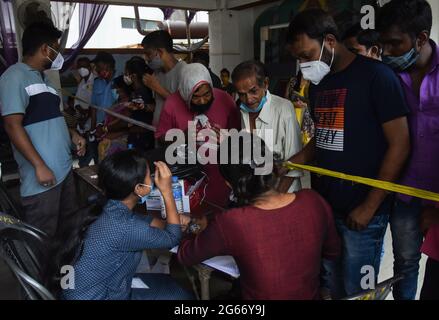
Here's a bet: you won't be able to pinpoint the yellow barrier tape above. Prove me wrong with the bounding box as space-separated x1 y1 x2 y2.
284 162 439 202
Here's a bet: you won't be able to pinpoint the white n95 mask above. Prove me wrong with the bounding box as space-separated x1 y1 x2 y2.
299 39 334 85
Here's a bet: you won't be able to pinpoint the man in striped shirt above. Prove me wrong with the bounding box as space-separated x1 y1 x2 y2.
0 22 85 238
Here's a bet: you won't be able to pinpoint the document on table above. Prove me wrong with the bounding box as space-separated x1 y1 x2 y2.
170 246 240 278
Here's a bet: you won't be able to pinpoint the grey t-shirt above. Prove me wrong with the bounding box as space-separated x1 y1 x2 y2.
153 60 186 126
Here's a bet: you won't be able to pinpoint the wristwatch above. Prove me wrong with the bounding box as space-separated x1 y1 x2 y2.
187 218 201 234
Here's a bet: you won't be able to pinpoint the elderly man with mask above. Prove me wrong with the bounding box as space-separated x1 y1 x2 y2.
232 60 303 193
156 63 241 209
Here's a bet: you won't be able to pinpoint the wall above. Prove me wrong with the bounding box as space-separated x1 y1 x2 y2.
209 1 282 75
427 0 439 43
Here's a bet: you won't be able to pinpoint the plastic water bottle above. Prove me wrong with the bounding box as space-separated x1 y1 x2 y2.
160 195 167 219
172 176 184 215
160 176 184 219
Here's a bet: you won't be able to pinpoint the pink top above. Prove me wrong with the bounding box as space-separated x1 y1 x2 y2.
156 88 241 208
421 202 439 261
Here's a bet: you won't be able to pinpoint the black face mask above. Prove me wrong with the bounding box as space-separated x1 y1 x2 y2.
190 97 214 114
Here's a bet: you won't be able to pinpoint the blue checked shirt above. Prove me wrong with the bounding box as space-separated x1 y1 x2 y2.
63 200 181 300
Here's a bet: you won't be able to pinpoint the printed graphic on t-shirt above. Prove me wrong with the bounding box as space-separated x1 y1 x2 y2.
314 89 346 152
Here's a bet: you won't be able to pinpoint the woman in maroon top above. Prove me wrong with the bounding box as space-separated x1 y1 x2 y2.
177 133 340 300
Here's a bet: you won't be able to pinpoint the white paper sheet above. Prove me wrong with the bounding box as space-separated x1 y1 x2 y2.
170 246 240 278
131 277 150 289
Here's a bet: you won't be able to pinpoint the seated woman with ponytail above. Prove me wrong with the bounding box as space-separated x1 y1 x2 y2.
177 132 341 300
46 150 192 300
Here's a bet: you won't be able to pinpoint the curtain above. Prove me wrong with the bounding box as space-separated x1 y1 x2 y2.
186 10 197 24
61 3 108 72
161 8 174 20
0 0 18 75
50 1 76 50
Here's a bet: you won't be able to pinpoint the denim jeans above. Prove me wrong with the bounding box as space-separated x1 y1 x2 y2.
322 213 389 299
390 198 423 300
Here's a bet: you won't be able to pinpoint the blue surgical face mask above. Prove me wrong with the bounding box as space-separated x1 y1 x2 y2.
383 48 419 72
111 88 119 101
240 95 267 113
137 183 153 204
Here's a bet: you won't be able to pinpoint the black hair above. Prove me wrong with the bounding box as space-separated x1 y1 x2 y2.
220 68 230 76
22 21 63 57
76 57 91 65
44 150 148 297
125 56 151 80
343 23 381 50
192 50 209 66
287 9 340 44
93 51 115 69
141 30 173 52
113 75 133 97
231 60 267 87
218 132 278 207
377 0 432 37
293 71 303 93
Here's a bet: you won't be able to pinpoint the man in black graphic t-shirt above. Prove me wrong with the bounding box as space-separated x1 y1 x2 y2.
284 9 410 298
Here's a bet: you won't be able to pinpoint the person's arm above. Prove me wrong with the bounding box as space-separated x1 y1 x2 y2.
278 109 304 193
278 137 316 179
346 66 411 231
120 162 181 251
143 74 171 100
177 214 228 266
346 117 410 231
120 214 181 251
3 114 56 186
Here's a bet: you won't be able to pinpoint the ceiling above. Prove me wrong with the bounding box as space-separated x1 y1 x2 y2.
65 0 281 11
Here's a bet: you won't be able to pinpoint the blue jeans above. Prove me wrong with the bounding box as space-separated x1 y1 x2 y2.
390 198 423 300
130 274 194 300
322 213 389 298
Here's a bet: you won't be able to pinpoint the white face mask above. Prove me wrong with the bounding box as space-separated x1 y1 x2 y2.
47 46 64 71
78 67 90 78
299 39 334 85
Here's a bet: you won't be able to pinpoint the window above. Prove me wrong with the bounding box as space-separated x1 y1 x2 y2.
121 18 160 31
